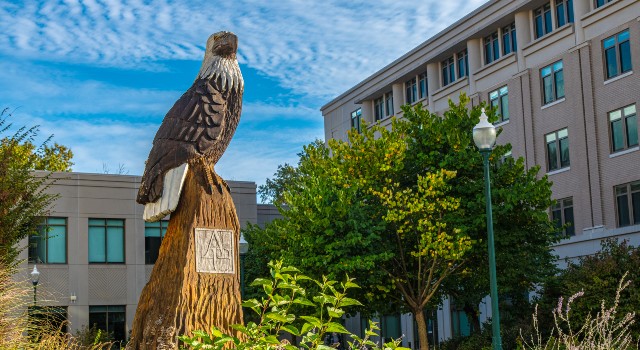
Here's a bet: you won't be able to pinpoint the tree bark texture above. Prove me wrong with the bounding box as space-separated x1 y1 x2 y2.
414 309 430 350
127 160 243 350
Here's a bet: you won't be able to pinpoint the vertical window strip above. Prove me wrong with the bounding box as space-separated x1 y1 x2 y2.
441 57 455 87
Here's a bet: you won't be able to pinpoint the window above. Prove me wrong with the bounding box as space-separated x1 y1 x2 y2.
610 105 638 153
374 97 384 121
380 314 402 343
385 91 394 116
502 23 517 55
603 30 632 80
457 49 469 78
350 108 362 133
595 0 614 8
551 197 575 236
441 57 455 86
615 181 640 227
89 306 126 344
489 86 509 122
484 32 500 64
30 306 67 333
406 77 418 104
418 73 428 100
534 3 553 39
556 0 574 27
145 220 169 264
546 128 570 171
541 61 564 105
29 217 67 264
88 218 125 263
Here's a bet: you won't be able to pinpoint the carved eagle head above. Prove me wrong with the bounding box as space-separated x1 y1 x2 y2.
206 31 238 59
198 31 243 91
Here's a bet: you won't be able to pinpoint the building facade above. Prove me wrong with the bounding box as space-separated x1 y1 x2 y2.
20 171 262 343
321 0 640 344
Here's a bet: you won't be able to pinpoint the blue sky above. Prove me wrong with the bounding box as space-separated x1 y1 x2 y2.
0 0 486 192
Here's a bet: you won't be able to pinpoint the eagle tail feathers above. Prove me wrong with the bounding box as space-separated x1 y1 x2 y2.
143 163 189 222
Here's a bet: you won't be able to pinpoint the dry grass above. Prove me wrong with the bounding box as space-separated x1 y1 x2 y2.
0 262 115 349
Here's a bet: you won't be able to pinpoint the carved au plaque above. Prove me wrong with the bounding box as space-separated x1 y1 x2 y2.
195 228 235 274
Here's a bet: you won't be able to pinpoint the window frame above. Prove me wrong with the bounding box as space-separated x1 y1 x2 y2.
546 128 570 172
484 32 500 64
603 29 632 80
350 108 362 133
541 60 565 105
489 86 509 123
551 197 575 236
29 217 68 264
457 49 469 79
384 91 394 116
502 23 517 55
609 104 638 153
405 77 418 104
88 305 127 344
595 0 614 8
441 57 455 87
418 73 428 100
534 3 553 39
145 220 169 265
555 0 574 27
374 97 384 121
88 218 125 264
615 181 640 227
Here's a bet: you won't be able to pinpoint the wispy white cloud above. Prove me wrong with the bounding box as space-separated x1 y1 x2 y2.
0 0 488 190
0 0 487 100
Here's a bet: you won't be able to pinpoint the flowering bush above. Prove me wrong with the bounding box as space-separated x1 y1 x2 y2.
521 272 636 349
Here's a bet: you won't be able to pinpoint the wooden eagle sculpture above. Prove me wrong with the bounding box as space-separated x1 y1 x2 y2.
137 31 243 221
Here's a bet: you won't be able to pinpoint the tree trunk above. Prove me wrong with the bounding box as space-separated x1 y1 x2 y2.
127 160 243 349
414 309 430 350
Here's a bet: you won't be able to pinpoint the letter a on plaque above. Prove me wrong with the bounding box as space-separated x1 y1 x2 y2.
195 228 235 274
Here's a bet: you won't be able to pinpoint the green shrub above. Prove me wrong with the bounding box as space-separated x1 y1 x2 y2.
180 261 409 350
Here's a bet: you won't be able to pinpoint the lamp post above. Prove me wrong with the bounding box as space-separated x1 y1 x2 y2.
239 236 249 299
30 265 40 307
473 108 502 350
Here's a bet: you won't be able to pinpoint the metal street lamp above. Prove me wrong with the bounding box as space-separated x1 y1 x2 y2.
239 236 249 299
30 265 40 307
473 108 502 350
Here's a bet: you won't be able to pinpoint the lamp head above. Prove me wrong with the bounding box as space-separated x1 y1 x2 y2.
30 265 40 285
473 108 497 151
239 236 249 255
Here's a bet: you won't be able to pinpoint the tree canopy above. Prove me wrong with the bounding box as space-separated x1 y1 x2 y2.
248 95 559 349
0 108 74 267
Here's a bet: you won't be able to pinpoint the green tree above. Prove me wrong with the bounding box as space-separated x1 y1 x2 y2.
397 97 559 332
253 95 558 349
0 108 74 268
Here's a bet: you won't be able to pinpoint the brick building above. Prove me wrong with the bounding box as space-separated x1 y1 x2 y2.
321 0 640 345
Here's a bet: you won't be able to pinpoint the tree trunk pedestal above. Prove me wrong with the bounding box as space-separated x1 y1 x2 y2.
127 161 243 350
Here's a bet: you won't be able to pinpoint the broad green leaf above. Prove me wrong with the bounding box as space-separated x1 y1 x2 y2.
325 322 349 334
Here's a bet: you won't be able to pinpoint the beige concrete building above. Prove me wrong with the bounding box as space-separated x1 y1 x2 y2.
20 172 262 344
322 0 640 345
